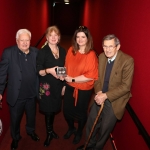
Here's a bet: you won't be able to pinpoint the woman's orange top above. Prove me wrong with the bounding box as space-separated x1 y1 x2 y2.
65 47 98 106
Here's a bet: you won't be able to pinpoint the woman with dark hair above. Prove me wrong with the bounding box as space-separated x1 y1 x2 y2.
62 26 98 144
36 26 66 147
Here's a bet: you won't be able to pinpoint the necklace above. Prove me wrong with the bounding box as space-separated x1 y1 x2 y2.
51 48 59 59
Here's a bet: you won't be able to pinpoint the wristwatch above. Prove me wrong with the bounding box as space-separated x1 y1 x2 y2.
72 78 75 82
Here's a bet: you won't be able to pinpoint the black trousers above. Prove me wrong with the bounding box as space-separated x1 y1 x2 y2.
9 98 36 140
86 100 117 150
63 84 92 134
63 84 92 121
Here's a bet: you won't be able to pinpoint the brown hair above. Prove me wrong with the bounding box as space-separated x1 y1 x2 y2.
72 26 93 55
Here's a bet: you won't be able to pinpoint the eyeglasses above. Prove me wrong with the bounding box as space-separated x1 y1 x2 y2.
103 45 116 50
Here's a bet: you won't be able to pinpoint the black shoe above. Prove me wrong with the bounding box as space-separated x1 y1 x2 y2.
73 133 82 144
44 133 53 147
76 145 94 150
51 130 59 139
11 140 18 150
27 132 40 141
63 128 76 139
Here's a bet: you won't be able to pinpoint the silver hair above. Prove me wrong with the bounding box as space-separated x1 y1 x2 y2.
102 34 120 46
16 29 31 39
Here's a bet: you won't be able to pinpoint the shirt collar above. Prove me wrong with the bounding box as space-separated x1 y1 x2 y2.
108 52 118 62
18 47 31 55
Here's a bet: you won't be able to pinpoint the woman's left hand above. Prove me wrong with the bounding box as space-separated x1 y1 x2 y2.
46 66 59 79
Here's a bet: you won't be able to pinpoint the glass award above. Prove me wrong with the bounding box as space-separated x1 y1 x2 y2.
55 67 67 77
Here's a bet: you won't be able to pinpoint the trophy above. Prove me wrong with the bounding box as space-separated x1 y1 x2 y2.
55 67 67 77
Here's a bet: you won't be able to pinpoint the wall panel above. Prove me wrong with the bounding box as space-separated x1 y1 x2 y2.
81 0 150 149
0 0 51 143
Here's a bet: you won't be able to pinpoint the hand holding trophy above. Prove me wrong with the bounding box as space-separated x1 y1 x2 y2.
55 67 67 80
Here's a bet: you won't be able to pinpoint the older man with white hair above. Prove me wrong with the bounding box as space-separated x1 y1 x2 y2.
0 29 39 150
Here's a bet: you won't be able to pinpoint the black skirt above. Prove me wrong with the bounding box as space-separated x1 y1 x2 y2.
63 84 93 121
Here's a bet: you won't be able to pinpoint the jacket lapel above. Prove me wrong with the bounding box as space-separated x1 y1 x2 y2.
109 51 122 82
29 48 36 71
15 46 22 71
100 55 107 87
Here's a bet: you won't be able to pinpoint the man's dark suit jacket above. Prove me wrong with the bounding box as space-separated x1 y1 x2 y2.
94 50 134 120
0 45 39 106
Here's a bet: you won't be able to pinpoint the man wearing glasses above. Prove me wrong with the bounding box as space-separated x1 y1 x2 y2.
77 34 134 150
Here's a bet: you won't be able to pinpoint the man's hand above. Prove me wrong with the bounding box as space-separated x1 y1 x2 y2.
94 92 107 105
0 94 2 109
0 94 2 100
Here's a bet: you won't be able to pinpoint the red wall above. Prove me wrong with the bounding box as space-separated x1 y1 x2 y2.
81 0 150 149
0 0 51 143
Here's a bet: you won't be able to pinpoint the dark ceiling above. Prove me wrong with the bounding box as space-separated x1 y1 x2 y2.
53 0 83 3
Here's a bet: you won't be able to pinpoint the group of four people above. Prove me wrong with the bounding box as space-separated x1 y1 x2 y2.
0 25 134 150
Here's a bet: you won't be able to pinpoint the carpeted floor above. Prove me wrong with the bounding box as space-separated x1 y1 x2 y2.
0 101 113 150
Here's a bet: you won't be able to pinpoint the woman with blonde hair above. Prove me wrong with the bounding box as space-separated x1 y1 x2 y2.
36 26 66 147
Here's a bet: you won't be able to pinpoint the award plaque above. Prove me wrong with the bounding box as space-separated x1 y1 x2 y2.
55 67 67 77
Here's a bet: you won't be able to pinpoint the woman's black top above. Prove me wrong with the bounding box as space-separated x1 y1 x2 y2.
36 44 66 112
